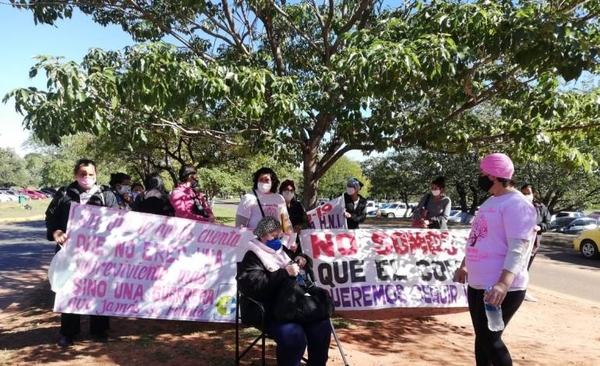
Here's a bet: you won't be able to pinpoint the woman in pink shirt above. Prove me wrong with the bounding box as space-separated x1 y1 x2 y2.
454 153 536 366
170 166 216 223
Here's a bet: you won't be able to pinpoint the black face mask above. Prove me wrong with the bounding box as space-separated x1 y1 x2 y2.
478 175 494 193
191 179 199 189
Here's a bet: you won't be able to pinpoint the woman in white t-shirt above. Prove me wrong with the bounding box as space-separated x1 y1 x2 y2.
235 167 293 233
454 153 536 366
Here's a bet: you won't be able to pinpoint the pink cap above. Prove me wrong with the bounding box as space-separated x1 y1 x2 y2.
480 153 514 179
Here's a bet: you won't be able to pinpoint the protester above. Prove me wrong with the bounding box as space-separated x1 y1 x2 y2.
520 183 551 302
235 167 292 232
237 216 331 366
130 182 144 203
109 172 132 210
170 165 215 222
279 179 309 253
412 176 452 229
453 153 537 366
343 178 367 229
45 158 119 348
132 173 174 216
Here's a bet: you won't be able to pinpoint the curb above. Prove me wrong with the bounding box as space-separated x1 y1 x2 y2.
0 215 44 223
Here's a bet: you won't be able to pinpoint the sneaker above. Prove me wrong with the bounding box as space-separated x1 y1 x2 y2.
57 335 74 348
524 293 538 302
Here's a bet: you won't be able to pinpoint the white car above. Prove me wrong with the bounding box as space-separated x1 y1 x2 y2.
366 200 379 215
378 202 412 218
0 190 18 202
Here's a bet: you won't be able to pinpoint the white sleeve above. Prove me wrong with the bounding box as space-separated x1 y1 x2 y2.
236 194 255 219
503 237 534 274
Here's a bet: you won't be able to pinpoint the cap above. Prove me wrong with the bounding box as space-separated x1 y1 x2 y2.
480 153 514 179
253 216 282 238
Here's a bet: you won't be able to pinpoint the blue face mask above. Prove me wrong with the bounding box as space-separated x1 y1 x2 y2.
265 238 282 251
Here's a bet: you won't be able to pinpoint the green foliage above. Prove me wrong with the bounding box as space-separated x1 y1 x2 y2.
5 0 600 208
0 148 28 187
318 156 369 199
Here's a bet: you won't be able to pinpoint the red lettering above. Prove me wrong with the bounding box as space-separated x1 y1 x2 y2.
371 232 393 255
310 233 335 258
336 232 358 256
391 231 410 255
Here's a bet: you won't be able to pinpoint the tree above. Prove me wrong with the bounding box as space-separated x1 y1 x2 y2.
0 148 28 187
316 156 368 199
24 153 53 187
6 0 600 209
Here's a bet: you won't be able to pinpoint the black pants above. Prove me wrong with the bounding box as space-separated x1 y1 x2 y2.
60 313 109 337
467 287 525 366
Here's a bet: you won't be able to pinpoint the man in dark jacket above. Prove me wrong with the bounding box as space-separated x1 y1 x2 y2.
45 159 119 348
343 178 367 229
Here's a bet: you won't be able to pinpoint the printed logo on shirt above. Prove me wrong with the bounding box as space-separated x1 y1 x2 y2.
467 215 488 247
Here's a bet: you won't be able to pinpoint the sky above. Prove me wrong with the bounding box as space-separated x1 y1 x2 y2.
0 5 135 156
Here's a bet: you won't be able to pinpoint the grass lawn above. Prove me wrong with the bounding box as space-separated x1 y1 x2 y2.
0 199 50 219
0 198 238 223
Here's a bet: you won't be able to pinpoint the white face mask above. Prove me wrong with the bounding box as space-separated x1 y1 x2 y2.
119 185 130 195
431 189 441 197
282 191 294 201
346 187 356 195
524 194 534 202
257 183 272 193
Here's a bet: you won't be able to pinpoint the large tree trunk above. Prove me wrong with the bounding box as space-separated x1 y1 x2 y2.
302 140 320 210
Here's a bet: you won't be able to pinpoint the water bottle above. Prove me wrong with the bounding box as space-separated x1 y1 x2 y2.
484 287 505 331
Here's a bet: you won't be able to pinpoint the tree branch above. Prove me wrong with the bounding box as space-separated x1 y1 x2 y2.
331 0 374 53
123 0 215 62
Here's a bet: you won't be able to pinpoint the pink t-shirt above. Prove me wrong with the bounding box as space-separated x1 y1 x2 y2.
465 191 536 290
236 191 290 230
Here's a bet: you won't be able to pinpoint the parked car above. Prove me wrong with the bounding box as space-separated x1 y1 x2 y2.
0 191 16 202
549 217 578 231
448 210 463 223
378 202 412 218
550 211 584 222
573 229 600 259
557 217 598 235
366 200 379 216
0 188 27 201
20 188 47 200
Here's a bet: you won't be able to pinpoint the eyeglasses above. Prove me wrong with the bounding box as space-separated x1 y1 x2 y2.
282 188 294 192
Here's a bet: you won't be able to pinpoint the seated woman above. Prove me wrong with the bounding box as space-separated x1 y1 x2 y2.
237 216 331 366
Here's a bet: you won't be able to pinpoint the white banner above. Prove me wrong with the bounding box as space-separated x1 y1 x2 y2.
299 228 469 309
306 195 348 230
50 205 470 324
50 204 284 323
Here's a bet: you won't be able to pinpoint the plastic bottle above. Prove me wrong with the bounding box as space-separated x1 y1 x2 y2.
484 287 505 331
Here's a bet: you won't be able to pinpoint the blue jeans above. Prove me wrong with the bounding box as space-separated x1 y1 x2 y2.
266 319 331 366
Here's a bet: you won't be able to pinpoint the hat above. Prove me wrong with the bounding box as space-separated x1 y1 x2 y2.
178 166 197 182
347 178 363 190
253 216 282 238
480 153 514 179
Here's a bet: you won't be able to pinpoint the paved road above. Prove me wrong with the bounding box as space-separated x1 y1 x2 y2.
530 244 600 303
0 221 54 311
